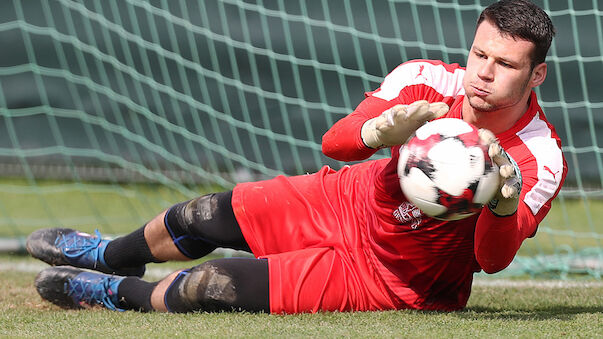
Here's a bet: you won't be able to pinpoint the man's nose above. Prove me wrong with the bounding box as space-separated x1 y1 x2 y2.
477 60 495 81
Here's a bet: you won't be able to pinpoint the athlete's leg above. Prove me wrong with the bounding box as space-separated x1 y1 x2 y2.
105 191 248 265
27 191 250 274
34 258 270 313
154 258 269 312
105 210 189 265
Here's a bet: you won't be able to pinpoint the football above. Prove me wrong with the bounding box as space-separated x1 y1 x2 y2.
397 118 499 220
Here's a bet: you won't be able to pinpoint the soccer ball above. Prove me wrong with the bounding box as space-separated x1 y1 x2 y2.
397 118 499 221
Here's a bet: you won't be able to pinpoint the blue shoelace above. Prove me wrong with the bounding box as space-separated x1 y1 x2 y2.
54 229 104 268
64 274 123 311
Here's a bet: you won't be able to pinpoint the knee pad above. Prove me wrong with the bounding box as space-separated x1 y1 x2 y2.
172 194 220 231
164 262 236 313
164 194 220 259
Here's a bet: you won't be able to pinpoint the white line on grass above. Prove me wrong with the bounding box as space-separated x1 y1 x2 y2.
472 278 603 288
2 260 602 288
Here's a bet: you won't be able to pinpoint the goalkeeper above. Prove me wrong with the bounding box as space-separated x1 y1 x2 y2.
27 0 566 313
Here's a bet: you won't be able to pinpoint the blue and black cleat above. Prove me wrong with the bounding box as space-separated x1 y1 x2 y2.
26 228 145 277
35 266 125 310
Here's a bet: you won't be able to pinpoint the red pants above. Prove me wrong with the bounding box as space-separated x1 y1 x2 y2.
232 164 395 314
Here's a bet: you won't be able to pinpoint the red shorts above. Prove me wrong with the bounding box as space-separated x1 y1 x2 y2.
232 164 395 314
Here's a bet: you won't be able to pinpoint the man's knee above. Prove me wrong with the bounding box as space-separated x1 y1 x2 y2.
164 191 249 255
164 261 236 313
163 192 234 258
167 194 220 236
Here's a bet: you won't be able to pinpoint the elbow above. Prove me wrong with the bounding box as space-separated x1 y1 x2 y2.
321 127 377 162
321 133 339 159
478 256 513 274
321 142 356 162
475 237 517 274
481 265 505 275
321 132 357 162
321 145 338 160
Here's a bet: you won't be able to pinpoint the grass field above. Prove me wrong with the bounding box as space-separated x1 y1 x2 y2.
1 178 601 258
0 179 601 337
1 254 602 338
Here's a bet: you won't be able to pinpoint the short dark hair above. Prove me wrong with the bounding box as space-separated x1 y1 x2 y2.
477 0 556 68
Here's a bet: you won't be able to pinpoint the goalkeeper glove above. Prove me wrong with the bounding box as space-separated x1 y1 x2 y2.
479 129 522 217
360 100 449 149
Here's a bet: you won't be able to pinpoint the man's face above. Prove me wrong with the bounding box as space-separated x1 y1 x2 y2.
463 20 538 113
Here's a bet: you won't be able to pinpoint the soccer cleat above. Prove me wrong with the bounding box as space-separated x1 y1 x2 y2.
26 228 145 277
35 266 124 311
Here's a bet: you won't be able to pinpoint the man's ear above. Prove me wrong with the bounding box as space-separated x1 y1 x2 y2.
530 62 547 87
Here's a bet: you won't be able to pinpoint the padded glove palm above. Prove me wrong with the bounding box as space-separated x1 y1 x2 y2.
360 100 449 148
478 129 522 217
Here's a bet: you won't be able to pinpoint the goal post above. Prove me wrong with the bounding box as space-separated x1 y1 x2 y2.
0 0 600 278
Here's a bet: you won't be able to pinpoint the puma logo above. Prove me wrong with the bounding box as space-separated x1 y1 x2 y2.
543 166 559 181
415 65 427 81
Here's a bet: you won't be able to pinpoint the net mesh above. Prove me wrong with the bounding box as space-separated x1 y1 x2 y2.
0 0 600 278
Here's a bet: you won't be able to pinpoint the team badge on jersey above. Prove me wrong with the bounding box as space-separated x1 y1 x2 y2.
393 201 422 229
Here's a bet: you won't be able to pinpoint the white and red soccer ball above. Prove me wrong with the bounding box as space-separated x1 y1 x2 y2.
397 118 500 221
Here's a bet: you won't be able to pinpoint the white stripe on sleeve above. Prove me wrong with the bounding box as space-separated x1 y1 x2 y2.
519 113 565 215
372 61 465 101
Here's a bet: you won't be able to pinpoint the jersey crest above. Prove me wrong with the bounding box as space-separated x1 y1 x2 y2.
393 201 422 229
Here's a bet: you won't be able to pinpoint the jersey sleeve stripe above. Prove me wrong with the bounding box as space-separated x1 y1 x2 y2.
371 60 465 101
518 113 565 216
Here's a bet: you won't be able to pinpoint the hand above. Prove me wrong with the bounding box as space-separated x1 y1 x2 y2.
360 100 449 148
478 129 522 216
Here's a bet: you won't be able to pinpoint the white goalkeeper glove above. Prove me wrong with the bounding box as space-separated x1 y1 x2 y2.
360 100 449 149
479 129 522 217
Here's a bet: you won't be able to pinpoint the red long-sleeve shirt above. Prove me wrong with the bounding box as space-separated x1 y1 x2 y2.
321 59 567 308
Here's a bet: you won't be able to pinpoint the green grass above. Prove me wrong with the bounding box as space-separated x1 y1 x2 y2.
1 255 601 338
0 177 601 337
522 195 603 256
0 178 601 254
0 178 224 237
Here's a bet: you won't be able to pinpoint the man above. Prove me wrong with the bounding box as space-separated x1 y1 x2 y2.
27 0 566 313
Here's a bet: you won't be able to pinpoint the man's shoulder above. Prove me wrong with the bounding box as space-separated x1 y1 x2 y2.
501 93 562 148
502 105 566 216
390 59 465 77
372 59 466 101
402 59 465 70
503 107 564 164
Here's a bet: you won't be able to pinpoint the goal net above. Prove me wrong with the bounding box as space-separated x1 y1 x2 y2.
0 0 600 278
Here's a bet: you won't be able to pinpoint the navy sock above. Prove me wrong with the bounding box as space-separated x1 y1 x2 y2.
104 225 163 268
117 277 157 312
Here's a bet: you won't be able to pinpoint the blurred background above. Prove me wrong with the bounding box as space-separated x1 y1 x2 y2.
0 0 600 278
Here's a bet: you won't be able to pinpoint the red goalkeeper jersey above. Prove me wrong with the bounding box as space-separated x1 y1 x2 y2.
322 59 567 308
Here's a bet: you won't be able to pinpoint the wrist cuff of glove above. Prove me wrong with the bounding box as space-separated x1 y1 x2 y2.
360 119 383 149
360 136 380 149
487 199 518 217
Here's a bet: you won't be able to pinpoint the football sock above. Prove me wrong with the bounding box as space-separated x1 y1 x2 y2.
104 225 163 268
117 277 158 312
